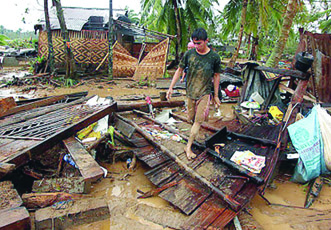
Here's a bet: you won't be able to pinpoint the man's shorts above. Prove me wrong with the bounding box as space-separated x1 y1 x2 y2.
187 94 211 123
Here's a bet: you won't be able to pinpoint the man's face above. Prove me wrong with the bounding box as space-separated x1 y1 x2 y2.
192 38 208 52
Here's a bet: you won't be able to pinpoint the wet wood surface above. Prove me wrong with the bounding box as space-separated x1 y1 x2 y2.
115 111 280 228
0 103 116 178
32 177 86 194
63 136 104 184
0 206 31 230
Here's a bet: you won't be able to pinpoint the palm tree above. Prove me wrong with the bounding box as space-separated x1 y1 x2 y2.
221 0 285 64
266 0 299 67
44 0 55 74
140 0 217 62
228 0 248 67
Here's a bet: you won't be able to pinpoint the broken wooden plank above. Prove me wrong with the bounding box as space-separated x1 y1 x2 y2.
32 177 86 194
114 117 135 138
117 114 241 211
117 100 185 112
1 103 115 173
145 161 182 187
0 97 88 127
159 176 211 215
279 83 318 103
35 198 109 230
0 97 16 115
0 162 15 175
254 65 310 79
0 181 23 212
63 136 104 190
22 192 83 209
181 194 227 230
134 145 170 168
0 95 66 118
0 207 30 230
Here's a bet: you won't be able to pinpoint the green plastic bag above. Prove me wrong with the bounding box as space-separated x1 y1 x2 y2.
288 106 327 183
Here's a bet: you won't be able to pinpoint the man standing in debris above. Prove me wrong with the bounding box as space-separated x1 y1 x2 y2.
166 28 221 160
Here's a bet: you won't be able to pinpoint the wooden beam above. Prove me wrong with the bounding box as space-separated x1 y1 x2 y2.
117 100 185 112
35 198 109 230
63 137 104 191
0 207 30 230
254 66 310 79
0 162 15 175
0 95 66 118
279 83 318 103
22 192 83 209
0 97 88 127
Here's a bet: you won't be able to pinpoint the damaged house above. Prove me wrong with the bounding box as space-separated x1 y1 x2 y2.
35 6 173 80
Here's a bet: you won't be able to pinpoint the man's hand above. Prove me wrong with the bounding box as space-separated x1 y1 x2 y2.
214 96 221 108
166 88 173 101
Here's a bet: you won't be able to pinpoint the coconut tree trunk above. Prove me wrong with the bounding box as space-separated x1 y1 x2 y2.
44 0 54 74
173 0 182 63
52 0 75 78
266 0 298 67
246 32 251 59
228 0 248 68
108 0 113 79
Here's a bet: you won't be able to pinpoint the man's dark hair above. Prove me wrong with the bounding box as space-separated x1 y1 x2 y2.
191 28 208 41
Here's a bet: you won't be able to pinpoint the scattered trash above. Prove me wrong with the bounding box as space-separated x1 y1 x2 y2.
230 150 266 174
100 166 108 178
63 154 77 168
269 106 284 121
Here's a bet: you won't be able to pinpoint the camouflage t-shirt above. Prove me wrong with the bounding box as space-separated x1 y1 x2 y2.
179 49 221 100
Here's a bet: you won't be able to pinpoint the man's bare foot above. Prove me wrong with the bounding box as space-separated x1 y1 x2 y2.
184 147 196 160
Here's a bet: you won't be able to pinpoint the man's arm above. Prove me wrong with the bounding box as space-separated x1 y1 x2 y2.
166 67 183 100
213 72 221 108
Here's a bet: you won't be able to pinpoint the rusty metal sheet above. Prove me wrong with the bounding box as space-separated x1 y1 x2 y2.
134 146 169 168
298 31 331 103
159 176 211 215
145 161 181 186
180 194 227 230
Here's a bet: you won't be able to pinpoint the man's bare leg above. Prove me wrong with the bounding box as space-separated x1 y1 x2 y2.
185 121 201 159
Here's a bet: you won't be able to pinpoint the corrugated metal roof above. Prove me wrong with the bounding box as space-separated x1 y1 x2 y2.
39 7 117 31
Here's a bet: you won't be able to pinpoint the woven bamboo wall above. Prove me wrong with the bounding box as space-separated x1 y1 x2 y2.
38 30 108 64
133 38 169 81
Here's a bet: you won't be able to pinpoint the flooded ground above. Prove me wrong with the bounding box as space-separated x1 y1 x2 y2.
1 66 331 229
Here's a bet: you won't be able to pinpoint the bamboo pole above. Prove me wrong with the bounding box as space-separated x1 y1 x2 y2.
115 113 241 211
